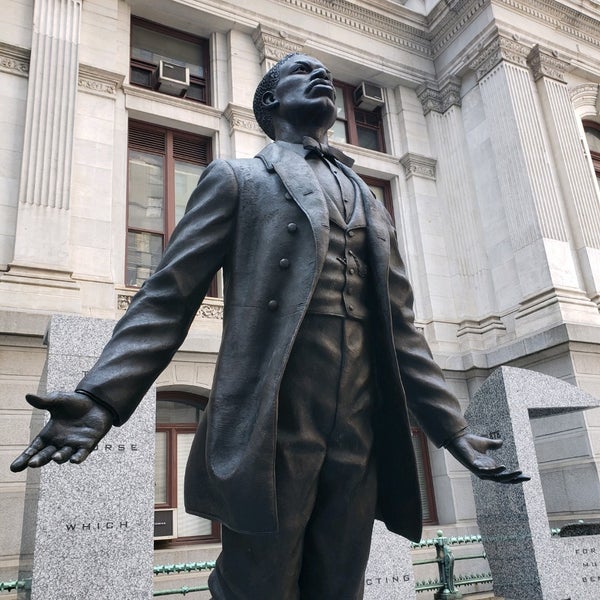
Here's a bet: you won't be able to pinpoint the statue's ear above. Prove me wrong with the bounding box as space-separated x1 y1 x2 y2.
262 91 279 110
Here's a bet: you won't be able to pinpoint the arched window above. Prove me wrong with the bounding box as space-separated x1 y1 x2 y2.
154 391 220 545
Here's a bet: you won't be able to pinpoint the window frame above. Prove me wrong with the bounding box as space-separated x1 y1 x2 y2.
361 174 394 220
583 120 600 177
333 80 386 153
154 391 221 547
130 16 210 105
126 120 217 295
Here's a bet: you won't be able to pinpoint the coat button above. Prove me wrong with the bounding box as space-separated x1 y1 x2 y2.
268 300 279 311
279 258 290 269
287 223 298 233
348 230 355 237
284 192 293 201
349 268 355 275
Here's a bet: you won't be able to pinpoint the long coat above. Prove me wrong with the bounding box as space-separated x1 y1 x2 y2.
78 142 467 543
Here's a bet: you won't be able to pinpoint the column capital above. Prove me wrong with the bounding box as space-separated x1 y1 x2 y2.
469 34 530 81
416 77 461 115
569 82 600 117
399 152 437 181
527 45 570 83
252 25 305 67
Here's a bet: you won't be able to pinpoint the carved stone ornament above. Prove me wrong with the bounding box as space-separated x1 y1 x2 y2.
469 34 530 81
0 41 30 77
78 64 124 97
252 25 305 64
569 82 599 116
416 78 461 115
399 153 437 180
526 45 569 83
224 103 263 134
118 293 224 319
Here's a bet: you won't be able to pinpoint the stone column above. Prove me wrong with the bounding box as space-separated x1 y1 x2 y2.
1 0 82 309
527 45 600 309
417 78 505 352
470 34 600 336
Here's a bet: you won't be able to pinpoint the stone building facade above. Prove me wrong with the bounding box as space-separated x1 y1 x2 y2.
2 0 600 592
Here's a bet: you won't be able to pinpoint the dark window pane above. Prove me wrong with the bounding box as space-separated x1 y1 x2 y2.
126 231 163 287
185 82 206 102
585 126 600 154
356 125 381 151
130 65 153 87
174 161 205 224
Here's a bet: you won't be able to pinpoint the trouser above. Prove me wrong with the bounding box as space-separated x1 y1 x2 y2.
208 314 378 600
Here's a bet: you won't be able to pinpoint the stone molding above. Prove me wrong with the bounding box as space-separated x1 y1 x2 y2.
252 25 305 64
416 78 461 115
569 83 599 117
224 103 263 135
430 0 487 58
78 64 124 98
469 34 531 81
0 41 30 77
457 315 506 338
118 292 224 319
279 0 431 57
399 153 436 180
526 45 570 83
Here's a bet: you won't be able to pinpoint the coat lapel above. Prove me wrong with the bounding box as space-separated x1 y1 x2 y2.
257 143 330 270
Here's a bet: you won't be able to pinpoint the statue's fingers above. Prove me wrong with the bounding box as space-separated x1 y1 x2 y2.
52 446 75 464
70 448 92 464
9 437 48 472
26 445 58 468
484 437 503 450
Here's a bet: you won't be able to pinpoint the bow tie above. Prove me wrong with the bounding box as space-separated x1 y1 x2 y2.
302 137 355 168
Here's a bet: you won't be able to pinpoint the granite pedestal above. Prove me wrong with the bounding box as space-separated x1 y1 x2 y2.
465 366 600 600
30 315 155 600
365 520 416 599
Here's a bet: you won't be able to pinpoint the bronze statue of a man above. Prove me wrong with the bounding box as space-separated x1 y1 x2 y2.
12 54 526 599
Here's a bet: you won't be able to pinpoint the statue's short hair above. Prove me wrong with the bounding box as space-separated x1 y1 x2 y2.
253 53 300 140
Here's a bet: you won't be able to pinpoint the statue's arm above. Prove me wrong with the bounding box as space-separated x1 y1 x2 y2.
11 160 239 470
386 229 528 484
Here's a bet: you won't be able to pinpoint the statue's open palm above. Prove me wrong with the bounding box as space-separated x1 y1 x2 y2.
10 392 113 472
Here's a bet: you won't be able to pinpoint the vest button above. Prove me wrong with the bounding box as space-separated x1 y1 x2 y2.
268 300 279 311
348 230 355 237
349 268 355 275
279 258 290 269
287 223 298 233
348 305 355 311
284 192 293 201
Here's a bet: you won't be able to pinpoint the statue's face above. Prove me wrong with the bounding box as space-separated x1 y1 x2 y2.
271 54 337 132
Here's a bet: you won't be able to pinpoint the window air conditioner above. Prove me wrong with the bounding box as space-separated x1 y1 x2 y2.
353 82 384 111
154 60 190 97
154 508 178 540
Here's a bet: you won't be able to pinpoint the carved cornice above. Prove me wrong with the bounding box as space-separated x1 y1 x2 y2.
526 45 570 83
224 103 263 135
0 42 30 77
399 152 437 180
78 64 124 97
469 34 530 81
279 0 431 57
569 82 599 116
416 77 462 115
430 0 487 58
252 25 305 64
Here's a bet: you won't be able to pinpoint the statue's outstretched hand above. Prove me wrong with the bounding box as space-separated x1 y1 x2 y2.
445 433 530 484
10 392 113 472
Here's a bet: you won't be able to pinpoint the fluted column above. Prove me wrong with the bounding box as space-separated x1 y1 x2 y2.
417 78 505 350
470 34 599 335
528 45 600 308
11 0 81 275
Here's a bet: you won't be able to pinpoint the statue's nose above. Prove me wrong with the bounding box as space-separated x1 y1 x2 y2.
311 67 328 80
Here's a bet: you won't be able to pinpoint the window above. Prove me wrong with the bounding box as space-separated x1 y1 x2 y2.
362 175 394 220
330 81 386 153
127 121 216 294
411 427 438 525
155 392 220 545
130 17 209 103
583 121 600 181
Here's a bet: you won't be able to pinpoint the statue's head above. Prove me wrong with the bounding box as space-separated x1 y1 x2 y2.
253 53 337 141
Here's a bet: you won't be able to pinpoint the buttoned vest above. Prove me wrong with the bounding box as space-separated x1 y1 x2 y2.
308 178 371 320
